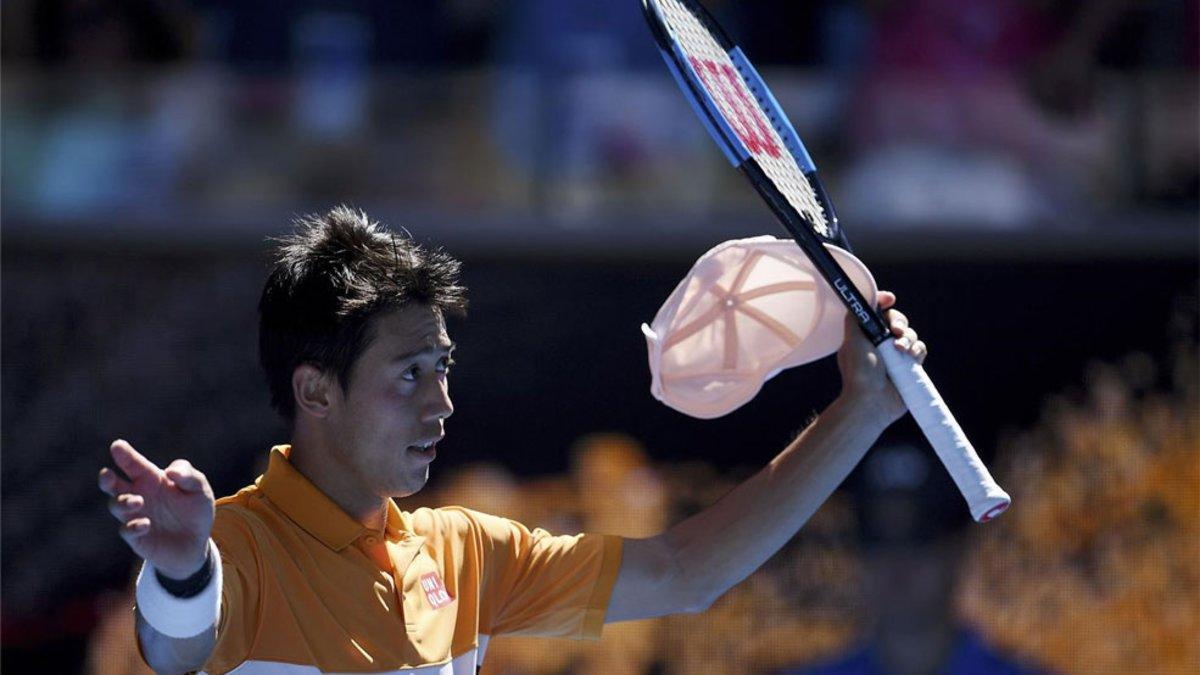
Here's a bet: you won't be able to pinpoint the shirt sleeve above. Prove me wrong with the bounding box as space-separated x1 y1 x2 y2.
452 507 624 640
202 507 262 674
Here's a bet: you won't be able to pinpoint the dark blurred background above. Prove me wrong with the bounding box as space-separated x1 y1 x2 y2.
2 0 1197 673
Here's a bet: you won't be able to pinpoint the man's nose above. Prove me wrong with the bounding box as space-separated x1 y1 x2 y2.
423 378 454 422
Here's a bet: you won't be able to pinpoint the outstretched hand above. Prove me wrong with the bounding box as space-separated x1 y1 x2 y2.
836 291 927 423
98 440 215 580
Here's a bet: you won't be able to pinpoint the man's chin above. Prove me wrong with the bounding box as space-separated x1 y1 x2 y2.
389 468 430 499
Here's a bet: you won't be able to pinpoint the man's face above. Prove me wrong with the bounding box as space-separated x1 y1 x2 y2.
327 304 454 499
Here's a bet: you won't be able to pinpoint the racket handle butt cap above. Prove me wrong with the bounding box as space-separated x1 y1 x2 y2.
973 495 1011 523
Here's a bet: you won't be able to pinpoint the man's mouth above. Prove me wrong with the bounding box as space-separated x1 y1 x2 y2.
407 438 441 461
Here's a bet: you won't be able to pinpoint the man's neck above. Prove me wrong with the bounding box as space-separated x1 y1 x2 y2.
287 434 388 531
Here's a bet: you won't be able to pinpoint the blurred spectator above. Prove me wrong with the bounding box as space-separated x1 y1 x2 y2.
433 461 524 519
4 0 203 216
840 0 1140 227
570 432 667 539
490 0 716 219
780 441 1049 675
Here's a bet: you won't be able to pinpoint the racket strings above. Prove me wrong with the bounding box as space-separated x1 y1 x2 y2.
656 0 831 238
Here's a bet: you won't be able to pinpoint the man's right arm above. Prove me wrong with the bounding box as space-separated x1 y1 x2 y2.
99 439 220 673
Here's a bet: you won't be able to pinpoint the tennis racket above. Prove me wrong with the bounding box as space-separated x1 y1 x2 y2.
642 0 1010 522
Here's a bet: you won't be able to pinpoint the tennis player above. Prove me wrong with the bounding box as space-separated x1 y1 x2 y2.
98 207 926 674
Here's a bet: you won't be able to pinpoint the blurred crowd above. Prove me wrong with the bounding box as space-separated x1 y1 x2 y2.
2 0 1197 229
959 296 1199 673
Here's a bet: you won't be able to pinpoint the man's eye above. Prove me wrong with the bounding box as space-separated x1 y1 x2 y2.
402 357 453 382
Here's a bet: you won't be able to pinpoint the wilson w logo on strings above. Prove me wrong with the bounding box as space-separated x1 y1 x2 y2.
687 57 781 159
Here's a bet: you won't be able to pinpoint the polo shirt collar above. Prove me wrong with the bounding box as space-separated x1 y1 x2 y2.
256 445 408 551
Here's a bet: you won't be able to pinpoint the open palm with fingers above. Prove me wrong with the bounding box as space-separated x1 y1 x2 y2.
98 440 215 580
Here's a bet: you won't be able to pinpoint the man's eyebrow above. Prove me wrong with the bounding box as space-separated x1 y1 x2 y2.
389 341 455 363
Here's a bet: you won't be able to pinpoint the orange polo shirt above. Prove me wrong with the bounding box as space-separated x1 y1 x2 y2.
191 446 623 674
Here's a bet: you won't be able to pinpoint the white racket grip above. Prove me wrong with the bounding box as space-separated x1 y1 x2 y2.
876 343 1011 522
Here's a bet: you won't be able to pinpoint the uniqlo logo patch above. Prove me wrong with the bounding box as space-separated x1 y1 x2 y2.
419 572 453 609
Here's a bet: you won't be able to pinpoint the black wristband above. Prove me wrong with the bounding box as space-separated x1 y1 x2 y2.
155 545 215 599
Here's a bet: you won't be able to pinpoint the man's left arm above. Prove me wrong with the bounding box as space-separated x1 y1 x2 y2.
606 291 925 622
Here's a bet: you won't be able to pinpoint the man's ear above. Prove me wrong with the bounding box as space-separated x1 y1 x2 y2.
292 363 337 419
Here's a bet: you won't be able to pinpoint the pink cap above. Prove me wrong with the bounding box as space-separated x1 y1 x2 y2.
642 236 878 419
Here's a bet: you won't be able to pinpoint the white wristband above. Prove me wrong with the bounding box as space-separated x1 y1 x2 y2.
135 539 222 638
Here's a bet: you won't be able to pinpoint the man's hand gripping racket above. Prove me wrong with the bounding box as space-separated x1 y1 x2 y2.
642 0 1010 522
